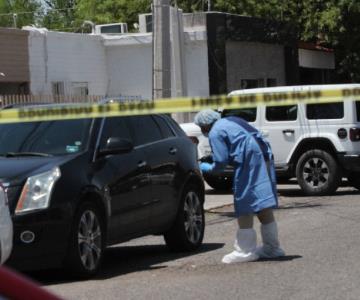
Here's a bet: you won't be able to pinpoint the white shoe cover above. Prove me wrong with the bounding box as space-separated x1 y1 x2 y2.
222 228 259 264
222 250 259 264
256 222 285 259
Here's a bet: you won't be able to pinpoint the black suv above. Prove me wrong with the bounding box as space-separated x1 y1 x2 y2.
1 105 205 276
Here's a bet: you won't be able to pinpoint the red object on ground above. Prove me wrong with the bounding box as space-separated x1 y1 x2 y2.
0 266 62 300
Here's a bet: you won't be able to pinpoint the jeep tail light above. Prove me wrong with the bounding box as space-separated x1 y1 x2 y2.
350 128 360 141
188 136 199 144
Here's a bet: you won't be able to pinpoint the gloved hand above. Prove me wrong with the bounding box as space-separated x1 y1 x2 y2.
199 162 214 173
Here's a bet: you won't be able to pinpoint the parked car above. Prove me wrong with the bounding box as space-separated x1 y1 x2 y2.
0 183 12 264
1 103 205 277
0 266 61 300
181 84 360 196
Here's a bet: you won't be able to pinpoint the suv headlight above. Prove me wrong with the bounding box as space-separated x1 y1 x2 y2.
15 167 61 215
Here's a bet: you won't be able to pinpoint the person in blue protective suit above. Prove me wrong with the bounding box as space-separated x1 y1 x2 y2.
194 109 285 263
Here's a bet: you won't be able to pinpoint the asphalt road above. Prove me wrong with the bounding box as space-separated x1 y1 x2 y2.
30 182 360 300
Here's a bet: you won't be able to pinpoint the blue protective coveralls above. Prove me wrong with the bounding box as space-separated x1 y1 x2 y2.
207 116 278 217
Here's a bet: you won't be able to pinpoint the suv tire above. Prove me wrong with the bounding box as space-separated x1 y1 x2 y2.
164 185 204 251
296 149 341 196
64 202 105 277
347 172 360 190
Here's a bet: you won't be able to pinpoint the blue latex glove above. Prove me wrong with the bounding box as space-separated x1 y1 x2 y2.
199 162 214 173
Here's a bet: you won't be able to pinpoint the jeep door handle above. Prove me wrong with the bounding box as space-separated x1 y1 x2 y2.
261 130 269 137
137 161 147 168
283 129 295 134
169 147 178 155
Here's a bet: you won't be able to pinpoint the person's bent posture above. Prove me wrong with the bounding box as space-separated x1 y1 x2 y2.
194 109 285 263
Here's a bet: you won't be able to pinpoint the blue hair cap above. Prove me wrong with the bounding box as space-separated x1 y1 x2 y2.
194 109 221 127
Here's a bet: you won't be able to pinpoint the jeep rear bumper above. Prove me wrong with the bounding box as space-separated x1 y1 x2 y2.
337 154 360 172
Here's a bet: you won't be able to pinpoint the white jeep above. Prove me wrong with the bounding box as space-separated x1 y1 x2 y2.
181 84 360 196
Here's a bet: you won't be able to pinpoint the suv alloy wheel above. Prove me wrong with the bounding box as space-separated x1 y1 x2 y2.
296 149 341 196
65 202 105 277
164 185 204 251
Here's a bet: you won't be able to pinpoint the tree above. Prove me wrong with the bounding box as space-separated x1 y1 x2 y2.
42 0 76 32
0 0 41 28
74 0 151 32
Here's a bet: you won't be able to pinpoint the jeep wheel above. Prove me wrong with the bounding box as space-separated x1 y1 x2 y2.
204 175 233 191
347 172 360 190
296 149 341 196
65 202 105 277
164 185 204 251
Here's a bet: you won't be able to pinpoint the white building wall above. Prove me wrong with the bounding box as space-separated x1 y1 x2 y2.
106 43 153 99
27 28 209 102
104 32 209 99
184 39 209 97
28 30 108 96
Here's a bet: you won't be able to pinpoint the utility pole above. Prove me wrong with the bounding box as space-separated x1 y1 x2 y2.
152 0 171 100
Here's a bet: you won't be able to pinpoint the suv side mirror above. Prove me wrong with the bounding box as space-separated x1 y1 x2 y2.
98 137 133 157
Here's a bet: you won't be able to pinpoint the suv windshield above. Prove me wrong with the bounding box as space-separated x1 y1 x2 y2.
0 119 93 156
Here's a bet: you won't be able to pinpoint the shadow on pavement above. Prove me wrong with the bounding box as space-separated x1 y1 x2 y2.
205 189 233 195
277 203 323 210
29 242 224 285
277 188 359 198
258 255 302 262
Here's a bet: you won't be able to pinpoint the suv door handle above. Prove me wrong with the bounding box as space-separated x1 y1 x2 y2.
137 161 147 168
282 129 295 134
169 147 178 155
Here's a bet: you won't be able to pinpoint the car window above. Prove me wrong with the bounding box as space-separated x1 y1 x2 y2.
266 105 297 121
306 102 344 120
100 116 133 148
356 101 360 122
153 115 175 138
0 119 92 155
222 108 257 122
129 115 163 146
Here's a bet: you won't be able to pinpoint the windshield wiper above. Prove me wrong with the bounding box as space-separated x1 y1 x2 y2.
3 152 53 157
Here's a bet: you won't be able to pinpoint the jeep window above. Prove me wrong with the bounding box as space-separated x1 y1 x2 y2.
306 102 344 119
153 115 175 138
356 101 360 122
100 116 133 147
222 108 257 122
266 105 297 121
129 115 163 146
0 119 92 156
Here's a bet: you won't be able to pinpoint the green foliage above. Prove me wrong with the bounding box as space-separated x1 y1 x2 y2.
75 0 151 32
42 0 76 32
0 0 41 28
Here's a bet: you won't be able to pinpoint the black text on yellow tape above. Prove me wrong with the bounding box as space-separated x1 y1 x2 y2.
0 87 359 124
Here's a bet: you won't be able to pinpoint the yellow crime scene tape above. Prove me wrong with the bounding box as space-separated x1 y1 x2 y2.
0 87 359 124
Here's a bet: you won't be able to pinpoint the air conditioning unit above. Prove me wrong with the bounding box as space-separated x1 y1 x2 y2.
139 14 153 33
95 23 128 34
